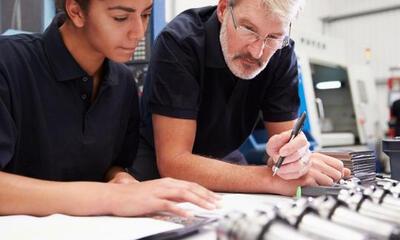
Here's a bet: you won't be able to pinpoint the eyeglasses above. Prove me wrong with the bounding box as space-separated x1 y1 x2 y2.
229 6 291 50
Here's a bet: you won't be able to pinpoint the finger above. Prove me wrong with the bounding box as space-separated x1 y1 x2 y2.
276 149 311 175
309 168 334 186
160 187 217 210
166 178 220 202
158 200 193 218
279 133 309 157
277 144 310 165
311 158 342 182
343 168 351 178
277 161 303 176
266 130 292 156
157 178 219 207
313 153 344 171
277 152 312 180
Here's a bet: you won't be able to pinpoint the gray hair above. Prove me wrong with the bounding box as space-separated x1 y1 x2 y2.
228 0 305 22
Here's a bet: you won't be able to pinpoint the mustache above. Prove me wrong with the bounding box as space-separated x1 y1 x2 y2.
232 53 262 67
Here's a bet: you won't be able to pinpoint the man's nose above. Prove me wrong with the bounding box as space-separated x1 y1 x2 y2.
248 39 265 59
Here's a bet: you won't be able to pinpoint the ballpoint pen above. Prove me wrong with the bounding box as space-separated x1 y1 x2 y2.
272 112 307 176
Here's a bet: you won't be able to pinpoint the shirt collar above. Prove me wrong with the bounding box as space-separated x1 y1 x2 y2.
42 13 119 86
204 10 227 68
43 13 87 82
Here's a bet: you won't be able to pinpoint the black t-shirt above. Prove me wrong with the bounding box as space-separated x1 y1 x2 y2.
140 6 299 159
0 14 140 181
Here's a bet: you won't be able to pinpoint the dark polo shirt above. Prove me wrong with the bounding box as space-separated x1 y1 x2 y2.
136 6 299 179
0 14 139 181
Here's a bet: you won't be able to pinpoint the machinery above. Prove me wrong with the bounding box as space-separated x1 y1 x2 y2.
125 0 167 95
292 31 380 149
241 31 381 163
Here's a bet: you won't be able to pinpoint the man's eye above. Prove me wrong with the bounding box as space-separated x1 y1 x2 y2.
114 17 128 22
268 35 283 40
243 26 255 32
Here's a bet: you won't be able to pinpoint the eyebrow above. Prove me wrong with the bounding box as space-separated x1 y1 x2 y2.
107 4 153 13
108 6 135 12
241 17 285 37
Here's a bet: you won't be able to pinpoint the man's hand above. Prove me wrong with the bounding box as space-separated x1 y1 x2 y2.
267 130 311 179
298 153 351 186
266 130 350 184
109 178 220 217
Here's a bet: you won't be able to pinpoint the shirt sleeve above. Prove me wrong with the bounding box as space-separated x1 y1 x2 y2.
261 41 300 122
146 31 201 119
0 69 17 170
112 78 140 168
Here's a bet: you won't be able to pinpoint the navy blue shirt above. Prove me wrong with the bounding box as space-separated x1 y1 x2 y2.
140 6 299 160
0 15 139 181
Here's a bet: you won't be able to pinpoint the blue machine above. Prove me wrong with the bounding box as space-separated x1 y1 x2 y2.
239 63 316 165
125 0 167 93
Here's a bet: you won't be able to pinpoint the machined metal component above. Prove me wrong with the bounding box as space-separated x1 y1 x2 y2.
310 195 400 239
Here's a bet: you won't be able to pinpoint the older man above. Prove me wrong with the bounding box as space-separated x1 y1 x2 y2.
134 0 350 195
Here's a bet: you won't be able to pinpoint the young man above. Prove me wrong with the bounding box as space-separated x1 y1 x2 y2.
134 0 350 195
0 0 218 217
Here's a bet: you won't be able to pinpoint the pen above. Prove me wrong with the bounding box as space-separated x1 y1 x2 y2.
272 112 307 176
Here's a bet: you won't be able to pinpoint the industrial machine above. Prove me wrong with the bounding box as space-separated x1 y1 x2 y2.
125 0 167 95
241 31 381 163
292 31 380 149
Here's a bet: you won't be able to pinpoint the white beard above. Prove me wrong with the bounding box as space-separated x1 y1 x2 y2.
219 17 268 80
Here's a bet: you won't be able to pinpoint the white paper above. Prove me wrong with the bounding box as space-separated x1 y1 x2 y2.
0 214 182 240
178 193 294 218
0 193 294 240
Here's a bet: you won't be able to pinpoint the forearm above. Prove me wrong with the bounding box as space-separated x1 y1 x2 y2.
158 153 302 195
0 171 113 216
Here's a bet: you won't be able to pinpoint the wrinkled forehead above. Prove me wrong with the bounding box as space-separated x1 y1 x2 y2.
232 1 289 31
231 0 292 24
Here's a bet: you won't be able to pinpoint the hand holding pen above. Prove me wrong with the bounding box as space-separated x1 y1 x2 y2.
270 112 308 177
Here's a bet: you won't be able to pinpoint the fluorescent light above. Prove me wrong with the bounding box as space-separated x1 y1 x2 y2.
316 81 342 90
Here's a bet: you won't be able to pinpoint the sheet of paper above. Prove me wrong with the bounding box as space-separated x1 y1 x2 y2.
0 214 182 240
0 193 294 240
178 193 294 218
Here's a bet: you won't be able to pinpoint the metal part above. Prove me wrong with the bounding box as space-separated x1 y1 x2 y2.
216 210 313 240
278 199 369 240
338 189 400 225
310 195 400 239
363 185 400 210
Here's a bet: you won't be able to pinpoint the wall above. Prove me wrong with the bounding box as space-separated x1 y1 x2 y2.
294 0 330 35
0 0 44 33
165 0 218 22
325 1 400 79
323 1 400 132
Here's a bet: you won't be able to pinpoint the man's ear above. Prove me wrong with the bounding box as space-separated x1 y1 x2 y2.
217 0 228 23
65 0 86 27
